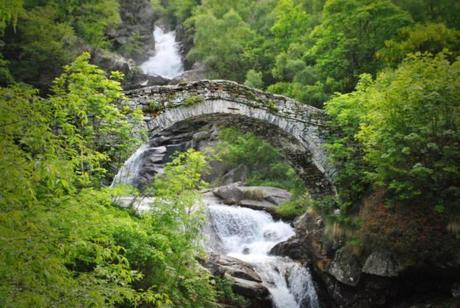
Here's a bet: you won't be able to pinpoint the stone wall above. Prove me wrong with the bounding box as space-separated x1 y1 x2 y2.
126 80 335 196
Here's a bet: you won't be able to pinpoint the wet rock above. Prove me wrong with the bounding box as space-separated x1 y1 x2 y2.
90 49 169 89
239 199 276 212
211 184 292 213
327 248 361 287
201 254 271 307
170 62 207 84
362 251 401 277
270 238 312 262
230 275 270 298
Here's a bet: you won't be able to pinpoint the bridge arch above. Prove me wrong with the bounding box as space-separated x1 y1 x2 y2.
125 80 335 197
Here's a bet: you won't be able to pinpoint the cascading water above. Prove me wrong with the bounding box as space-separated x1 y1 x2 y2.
111 143 150 186
206 204 319 308
141 26 184 79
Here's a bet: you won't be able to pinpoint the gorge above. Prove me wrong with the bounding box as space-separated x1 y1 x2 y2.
1 0 459 307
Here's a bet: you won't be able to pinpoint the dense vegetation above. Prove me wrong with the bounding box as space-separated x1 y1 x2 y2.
1 0 459 305
0 53 221 306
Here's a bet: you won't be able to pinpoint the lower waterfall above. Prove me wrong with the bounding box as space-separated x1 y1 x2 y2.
206 204 319 308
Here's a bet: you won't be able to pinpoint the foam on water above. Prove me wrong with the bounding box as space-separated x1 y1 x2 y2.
206 204 319 308
140 26 184 79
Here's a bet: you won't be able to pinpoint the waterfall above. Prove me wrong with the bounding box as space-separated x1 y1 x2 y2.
111 143 149 186
140 26 184 79
206 204 319 308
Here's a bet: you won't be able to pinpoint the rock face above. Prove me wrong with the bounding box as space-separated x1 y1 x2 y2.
90 49 169 89
109 0 156 62
201 254 271 307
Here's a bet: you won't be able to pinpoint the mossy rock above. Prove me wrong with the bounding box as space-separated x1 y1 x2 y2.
184 95 205 106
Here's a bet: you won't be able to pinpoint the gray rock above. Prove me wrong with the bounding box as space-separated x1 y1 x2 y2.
213 183 244 205
90 49 169 89
239 199 276 212
170 62 207 84
111 0 156 62
201 254 271 306
211 184 292 213
221 164 249 185
239 186 292 205
327 248 362 286
230 275 270 298
362 251 401 277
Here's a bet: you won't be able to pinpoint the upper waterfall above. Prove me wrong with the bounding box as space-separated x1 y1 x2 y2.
140 26 184 79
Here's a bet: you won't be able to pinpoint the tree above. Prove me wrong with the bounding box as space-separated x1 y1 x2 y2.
357 53 459 210
306 0 412 94
187 9 257 81
377 23 460 66
49 52 144 186
244 69 263 88
3 5 77 89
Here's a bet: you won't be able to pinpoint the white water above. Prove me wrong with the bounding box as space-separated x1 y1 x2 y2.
111 144 150 186
206 204 319 308
141 26 184 79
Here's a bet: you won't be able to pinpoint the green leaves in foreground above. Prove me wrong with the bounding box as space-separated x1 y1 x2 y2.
0 54 216 307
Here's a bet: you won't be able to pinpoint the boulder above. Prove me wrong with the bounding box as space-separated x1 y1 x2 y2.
239 186 292 205
326 248 362 287
362 251 401 277
201 254 271 307
270 238 312 262
212 184 292 212
213 183 244 205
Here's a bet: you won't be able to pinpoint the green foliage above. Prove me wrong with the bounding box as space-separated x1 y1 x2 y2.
326 53 460 212
215 128 305 195
3 5 78 89
377 23 460 66
120 149 216 307
187 8 257 82
324 75 373 210
392 0 460 29
307 0 412 94
184 94 204 106
146 99 164 113
49 52 144 186
0 0 121 89
244 69 263 89
215 276 248 307
0 57 216 306
48 0 120 49
275 193 314 219
0 0 23 33
357 53 460 209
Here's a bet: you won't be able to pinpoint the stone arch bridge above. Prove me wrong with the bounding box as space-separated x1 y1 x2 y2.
125 80 335 197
